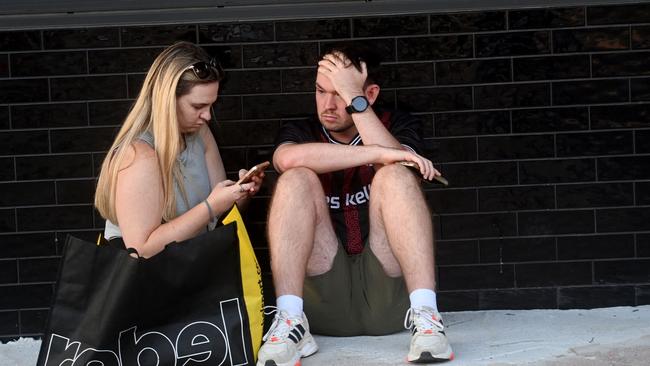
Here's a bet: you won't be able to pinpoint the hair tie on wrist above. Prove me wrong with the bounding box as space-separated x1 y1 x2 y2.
203 199 214 220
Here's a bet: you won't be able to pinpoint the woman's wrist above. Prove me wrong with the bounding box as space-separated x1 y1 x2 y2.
203 199 214 220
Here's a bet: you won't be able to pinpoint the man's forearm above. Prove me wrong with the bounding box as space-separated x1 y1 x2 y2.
351 109 403 149
274 143 383 174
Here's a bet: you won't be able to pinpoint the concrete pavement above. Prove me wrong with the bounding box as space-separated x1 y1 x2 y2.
1 305 649 365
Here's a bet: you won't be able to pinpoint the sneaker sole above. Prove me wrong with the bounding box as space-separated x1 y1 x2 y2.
408 350 454 363
257 337 318 366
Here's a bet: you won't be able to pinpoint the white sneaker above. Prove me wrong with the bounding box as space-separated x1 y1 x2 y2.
404 306 454 363
256 309 318 366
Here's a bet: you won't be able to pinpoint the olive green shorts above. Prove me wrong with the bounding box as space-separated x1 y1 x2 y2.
303 241 409 336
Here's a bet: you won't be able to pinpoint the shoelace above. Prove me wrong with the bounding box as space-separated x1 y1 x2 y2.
403 307 445 333
262 306 296 342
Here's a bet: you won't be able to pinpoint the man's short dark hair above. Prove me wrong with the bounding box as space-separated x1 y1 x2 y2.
321 42 382 85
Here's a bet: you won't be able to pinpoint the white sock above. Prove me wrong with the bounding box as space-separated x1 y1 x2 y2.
409 289 438 312
276 295 303 318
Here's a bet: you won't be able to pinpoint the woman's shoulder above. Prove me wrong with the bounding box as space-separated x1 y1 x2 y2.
118 140 158 170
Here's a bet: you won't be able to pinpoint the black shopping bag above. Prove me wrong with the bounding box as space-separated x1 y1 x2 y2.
37 207 263 366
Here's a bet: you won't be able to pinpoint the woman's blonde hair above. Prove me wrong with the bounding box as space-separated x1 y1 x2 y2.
95 41 224 224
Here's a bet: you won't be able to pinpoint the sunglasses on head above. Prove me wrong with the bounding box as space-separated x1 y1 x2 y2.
185 58 222 80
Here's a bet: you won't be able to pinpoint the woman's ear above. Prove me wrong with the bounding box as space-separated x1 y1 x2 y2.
365 84 381 105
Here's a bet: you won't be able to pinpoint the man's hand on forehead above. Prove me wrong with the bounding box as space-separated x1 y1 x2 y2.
322 51 360 70
318 52 367 104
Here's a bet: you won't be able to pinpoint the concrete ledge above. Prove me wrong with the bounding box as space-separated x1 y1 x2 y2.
1 306 649 365
306 305 650 365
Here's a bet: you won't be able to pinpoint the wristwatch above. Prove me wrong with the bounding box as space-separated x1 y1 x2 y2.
345 96 370 114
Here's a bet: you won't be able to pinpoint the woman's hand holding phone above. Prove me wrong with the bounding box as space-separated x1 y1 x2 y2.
234 161 269 199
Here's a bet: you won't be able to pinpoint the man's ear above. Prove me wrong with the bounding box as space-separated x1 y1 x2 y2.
365 84 380 105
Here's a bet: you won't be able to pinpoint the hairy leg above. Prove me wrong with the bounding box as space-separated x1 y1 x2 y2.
267 167 339 297
368 164 436 292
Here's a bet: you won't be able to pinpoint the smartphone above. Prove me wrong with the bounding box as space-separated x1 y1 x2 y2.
236 161 270 185
397 161 449 186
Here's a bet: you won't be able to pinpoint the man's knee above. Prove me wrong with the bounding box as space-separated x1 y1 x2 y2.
276 167 320 188
371 164 420 194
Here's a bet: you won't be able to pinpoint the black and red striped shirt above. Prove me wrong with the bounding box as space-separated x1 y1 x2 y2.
274 108 423 255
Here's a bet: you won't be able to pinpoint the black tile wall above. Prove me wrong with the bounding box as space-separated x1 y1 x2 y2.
519 158 595 184
632 26 650 49
198 22 274 43
478 134 554 160
519 210 595 236
0 79 49 103
397 86 472 112
597 208 650 232
20 309 48 334
0 158 14 181
556 131 632 157
0 182 55 207
476 31 550 57
636 130 650 154
479 237 556 263
593 52 650 77
0 130 49 155
513 107 588 133
478 186 554 211
475 83 550 109
10 51 87 77
50 127 118 153
0 233 56 258
0 31 41 51
430 11 506 33
397 35 473 61
591 104 650 129
557 234 635 260
553 27 629 53
514 55 590 81
120 25 197 46
556 183 633 208
0 285 53 310
0 311 18 336
435 111 510 137
43 28 120 49
509 7 585 29
631 78 650 101
377 63 434 88
552 79 628 105
637 183 650 206
354 15 427 37
598 156 650 181
588 4 650 25
89 48 162 74
1 3 650 337
12 103 87 129
89 101 132 126
19 257 60 283
0 54 8 78
51 75 127 101
559 286 636 309
56 179 95 204
277 19 351 40
437 59 511 85
480 288 558 310
0 107 8 130
595 259 650 284
435 240 479 266
16 154 93 180
517 261 593 287
243 43 318 68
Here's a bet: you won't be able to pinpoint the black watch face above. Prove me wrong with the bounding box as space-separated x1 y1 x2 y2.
351 96 369 112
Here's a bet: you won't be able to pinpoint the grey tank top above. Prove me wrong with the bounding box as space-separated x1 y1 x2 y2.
104 131 212 239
